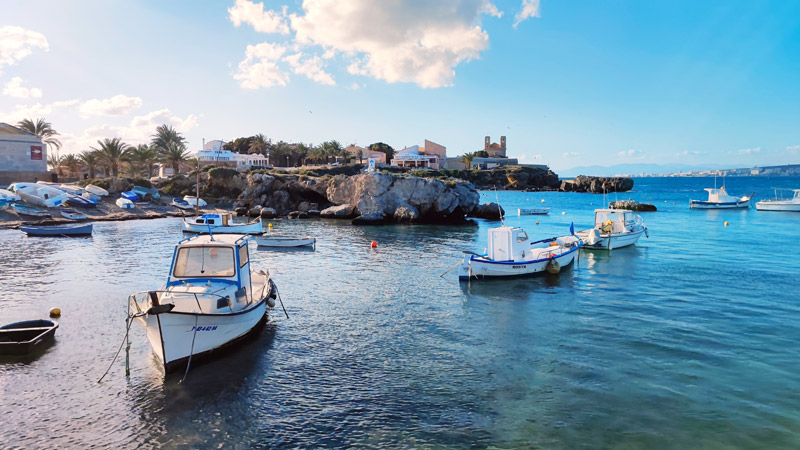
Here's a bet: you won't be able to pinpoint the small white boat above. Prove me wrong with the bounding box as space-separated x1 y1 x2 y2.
458 225 581 280
85 184 109 196
61 208 87 220
116 198 134 209
756 189 800 212
58 184 84 195
182 213 263 234
690 186 752 209
21 223 93 236
184 195 207 207
575 209 648 250
0 188 21 202
128 234 277 373
256 236 316 248
172 198 194 210
11 203 50 217
518 207 550 215
7 182 68 208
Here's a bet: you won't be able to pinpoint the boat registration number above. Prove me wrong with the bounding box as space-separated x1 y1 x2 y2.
190 326 218 332
512 265 527 269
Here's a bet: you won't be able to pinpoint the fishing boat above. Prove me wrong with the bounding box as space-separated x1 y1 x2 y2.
575 209 648 250
255 236 316 248
755 189 800 212
121 191 140 202
11 203 51 218
132 185 160 200
127 234 278 373
458 225 582 280
172 197 194 210
183 195 207 207
61 208 88 220
85 184 109 196
0 188 21 202
690 186 752 209
7 182 68 208
182 213 263 234
20 223 93 236
518 207 550 215
116 198 134 209
65 192 97 208
0 320 59 356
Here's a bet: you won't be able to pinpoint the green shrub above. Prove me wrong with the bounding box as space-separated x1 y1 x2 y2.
208 167 239 180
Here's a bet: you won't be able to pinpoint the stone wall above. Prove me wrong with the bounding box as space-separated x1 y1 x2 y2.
0 139 48 173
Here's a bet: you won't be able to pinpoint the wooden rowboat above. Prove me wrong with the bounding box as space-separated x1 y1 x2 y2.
0 320 59 356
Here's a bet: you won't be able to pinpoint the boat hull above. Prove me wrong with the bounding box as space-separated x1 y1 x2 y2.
20 224 93 236
518 208 550 215
0 320 58 356
182 219 263 234
136 300 268 373
576 227 645 250
85 184 109 196
755 201 800 212
255 237 316 248
690 200 750 209
459 239 581 280
116 198 134 209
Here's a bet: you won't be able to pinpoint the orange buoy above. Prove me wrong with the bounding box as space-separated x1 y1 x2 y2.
371 241 377 248
724 221 729 226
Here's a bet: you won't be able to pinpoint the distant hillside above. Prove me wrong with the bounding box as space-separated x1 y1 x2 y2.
559 163 726 177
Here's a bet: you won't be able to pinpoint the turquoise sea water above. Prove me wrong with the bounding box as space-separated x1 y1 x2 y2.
1 176 799 449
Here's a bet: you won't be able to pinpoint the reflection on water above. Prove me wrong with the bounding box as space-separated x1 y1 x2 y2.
2 178 800 449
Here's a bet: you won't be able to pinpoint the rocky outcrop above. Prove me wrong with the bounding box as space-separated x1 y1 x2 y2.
609 200 657 211
409 166 560 191
320 204 357 218
469 202 505 220
560 176 633 193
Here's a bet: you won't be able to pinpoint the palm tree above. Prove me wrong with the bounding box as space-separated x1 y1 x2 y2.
47 153 63 174
61 154 81 177
160 142 191 174
150 124 186 152
461 151 478 168
79 150 101 179
248 134 270 154
17 118 62 153
93 137 130 176
127 144 159 178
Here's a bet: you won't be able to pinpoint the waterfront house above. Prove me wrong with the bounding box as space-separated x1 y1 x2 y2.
391 139 446 169
0 122 49 185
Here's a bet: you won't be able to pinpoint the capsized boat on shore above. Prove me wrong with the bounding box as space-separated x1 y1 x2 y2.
756 189 800 212
182 213 263 234
690 186 752 209
184 195 207 207
11 203 51 218
575 209 648 250
85 184 109 197
458 225 581 280
128 234 278 373
8 182 68 208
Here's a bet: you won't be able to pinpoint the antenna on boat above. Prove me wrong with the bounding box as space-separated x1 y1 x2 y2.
494 186 505 226
195 144 201 217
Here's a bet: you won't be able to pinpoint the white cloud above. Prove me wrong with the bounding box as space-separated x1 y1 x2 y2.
0 26 49 74
674 150 700 157
563 152 579 158
228 0 289 34
3 76 42 98
514 0 541 28
481 0 503 18
737 147 761 155
0 99 79 124
234 42 290 88
79 94 143 118
786 145 800 155
617 148 641 158
285 52 335 85
347 82 360 90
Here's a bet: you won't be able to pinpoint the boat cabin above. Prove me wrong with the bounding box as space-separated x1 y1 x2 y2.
703 187 738 203
593 209 636 234
487 226 530 261
188 213 233 227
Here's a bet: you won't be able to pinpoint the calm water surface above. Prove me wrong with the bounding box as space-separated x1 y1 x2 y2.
1 177 800 449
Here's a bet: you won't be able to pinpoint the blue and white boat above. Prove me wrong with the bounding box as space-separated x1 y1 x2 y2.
8 182 68 208
172 197 194 210
127 234 278 373
182 212 263 234
121 191 140 202
575 209 649 250
11 203 51 218
459 225 581 280
65 192 97 208
690 186 752 209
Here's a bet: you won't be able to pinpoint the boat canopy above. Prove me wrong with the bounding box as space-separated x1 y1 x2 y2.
167 234 250 286
593 209 635 233
487 226 530 261
189 213 231 226
703 187 739 203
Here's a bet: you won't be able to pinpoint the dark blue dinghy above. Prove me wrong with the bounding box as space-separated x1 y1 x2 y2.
66 192 98 208
20 223 93 236
0 320 59 355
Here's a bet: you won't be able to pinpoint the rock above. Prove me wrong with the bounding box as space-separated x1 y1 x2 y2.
267 190 291 212
260 207 277 218
609 200 657 211
566 176 634 193
307 209 321 217
320 204 357 218
352 211 387 225
248 206 262 217
393 203 420 223
108 178 131 194
470 202 505 220
288 211 300 219
235 206 248 217
298 211 309 219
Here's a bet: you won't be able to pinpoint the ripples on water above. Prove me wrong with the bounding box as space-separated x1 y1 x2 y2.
1 177 800 449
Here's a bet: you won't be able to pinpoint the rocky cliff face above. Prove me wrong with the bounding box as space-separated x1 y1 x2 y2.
560 175 634 193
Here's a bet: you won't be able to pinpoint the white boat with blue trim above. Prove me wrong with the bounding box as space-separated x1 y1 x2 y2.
459 225 581 280
690 186 752 209
182 212 263 234
575 209 648 250
128 234 278 373
755 189 800 212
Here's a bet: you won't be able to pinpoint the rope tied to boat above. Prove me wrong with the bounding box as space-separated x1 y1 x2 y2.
180 314 199 384
97 314 135 383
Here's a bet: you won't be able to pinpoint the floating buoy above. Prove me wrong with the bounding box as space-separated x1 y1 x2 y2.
541 199 545 203
49 307 61 318
546 259 561 274
724 221 729 226
371 241 377 248
535 221 539 225
562 211 566 215
268 223 273 228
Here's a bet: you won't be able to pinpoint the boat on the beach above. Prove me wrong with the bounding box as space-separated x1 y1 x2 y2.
184 195 207 207
65 192 97 208
121 191 140 202
116 198 134 209
132 185 160 200
690 186 752 209
458 225 582 280
11 203 51 218
256 236 316 248
20 223 93 236
172 197 194 210
85 184 109 197
518 207 550 215
0 320 59 356
7 182 68 208
0 199 7 210
756 189 800 212
127 234 278 373
0 188 21 202
182 212 263 234
61 208 88 220
58 184 84 195
575 209 648 250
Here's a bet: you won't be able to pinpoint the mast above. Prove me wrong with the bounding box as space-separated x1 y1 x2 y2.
196 138 202 216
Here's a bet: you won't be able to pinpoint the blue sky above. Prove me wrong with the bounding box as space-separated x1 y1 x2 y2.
2 0 799 172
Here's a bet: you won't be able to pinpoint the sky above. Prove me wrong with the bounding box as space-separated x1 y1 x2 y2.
1 0 799 172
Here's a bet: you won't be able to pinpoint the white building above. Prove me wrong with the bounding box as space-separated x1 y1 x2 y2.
196 140 268 170
0 122 48 185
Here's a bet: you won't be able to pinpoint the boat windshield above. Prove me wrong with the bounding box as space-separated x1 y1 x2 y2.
173 246 236 278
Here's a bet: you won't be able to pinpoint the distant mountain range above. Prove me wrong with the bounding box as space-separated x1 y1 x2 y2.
558 163 730 178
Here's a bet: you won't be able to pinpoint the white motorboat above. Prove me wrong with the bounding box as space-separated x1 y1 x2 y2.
518 207 550 215
756 189 800 212
575 209 648 250
128 234 278 373
690 186 752 209
182 213 263 235
116 198 134 209
7 182 68 208
85 184 109 196
184 195 208 207
61 208 88 220
0 188 20 202
458 225 582 280
256 236 316 248
172 198 194 210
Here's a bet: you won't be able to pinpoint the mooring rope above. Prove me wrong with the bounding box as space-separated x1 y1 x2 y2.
97 315 134 383
180 314 199 384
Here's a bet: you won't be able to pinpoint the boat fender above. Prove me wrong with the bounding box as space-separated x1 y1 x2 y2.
147 304 175 315
546 259 561 274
